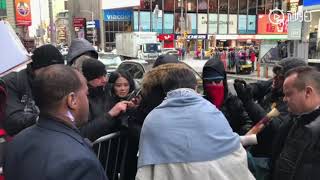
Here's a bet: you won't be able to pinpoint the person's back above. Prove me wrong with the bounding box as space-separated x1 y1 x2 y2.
137 63 254 180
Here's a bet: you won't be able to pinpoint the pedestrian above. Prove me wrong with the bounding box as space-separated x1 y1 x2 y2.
80 59 130 141
202 58 252 135
272 66 320 180
250 50 256 72
3 44 64 136
4 65 108 180
67 38 98 71
136 63 255 180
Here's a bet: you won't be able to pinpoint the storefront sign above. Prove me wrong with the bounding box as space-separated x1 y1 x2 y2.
257 14 288 35
73 17 86 28
104 9 133 21
158 34 174 41
175 34 207 40
303 0 320 7
15 0 32 26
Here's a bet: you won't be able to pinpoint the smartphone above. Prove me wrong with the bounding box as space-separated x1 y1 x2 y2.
126 88 142 101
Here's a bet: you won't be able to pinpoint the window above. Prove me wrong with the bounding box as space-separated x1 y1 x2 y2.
164 13 174 33
186 0 197 13
209 0 218 13
229 0 238 14
164 0 174 11
265 0 273 13
248 0 257 15
258 0 266 14
239 0 247 14
198 0 208 13
219 0 228 14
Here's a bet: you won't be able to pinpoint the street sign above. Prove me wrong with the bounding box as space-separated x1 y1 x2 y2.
86 21 95 28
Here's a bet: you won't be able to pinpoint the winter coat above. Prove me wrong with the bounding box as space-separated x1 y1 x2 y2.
202 58 253 135
4 115 108 180
272 108 320 180
80 86 118 141
2 66 39 136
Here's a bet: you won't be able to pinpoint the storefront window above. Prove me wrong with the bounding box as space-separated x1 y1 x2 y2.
164 13 174 33
186 0 197 12
164 0 174 11
219 0 228 14
209 0 218 13
238 15 247 34
153 11 163 33
239 0 247 14
140 0 159 11
208 14 218 34
140 11 151 31
248 0 257 15
198 13 207 34
308 12 320 59
219 14 228 34
229 0 238 14
258 0 266 14
265 0 273 13
274 0 281 9
198 0 208 13
134 11 139 31
229 14 238 34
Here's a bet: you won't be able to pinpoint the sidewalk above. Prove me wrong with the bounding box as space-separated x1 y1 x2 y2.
227 63 273 82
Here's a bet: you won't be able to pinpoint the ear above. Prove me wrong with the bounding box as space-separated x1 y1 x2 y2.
305 86 313 98
66 92 77 110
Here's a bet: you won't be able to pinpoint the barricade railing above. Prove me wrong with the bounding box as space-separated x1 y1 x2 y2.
93 131 128 180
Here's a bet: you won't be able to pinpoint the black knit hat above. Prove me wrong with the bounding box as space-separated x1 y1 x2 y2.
82 59 107 81
31 44 64 70
153 55 180 68
273 57 307 75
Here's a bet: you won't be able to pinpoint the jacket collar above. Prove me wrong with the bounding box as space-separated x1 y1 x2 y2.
36 114 86 145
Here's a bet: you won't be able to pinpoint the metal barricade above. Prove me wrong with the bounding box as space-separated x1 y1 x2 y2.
93 131 128 180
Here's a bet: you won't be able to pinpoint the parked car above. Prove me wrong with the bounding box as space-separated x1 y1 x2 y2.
98 52 123 73
117 59 203 93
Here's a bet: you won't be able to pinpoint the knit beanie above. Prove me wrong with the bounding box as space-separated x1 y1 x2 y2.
31 44 64 70
82 59 107 81
273 57 307 75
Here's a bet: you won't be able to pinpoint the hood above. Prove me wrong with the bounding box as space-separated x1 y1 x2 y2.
202 58 229 96
67 39 98 65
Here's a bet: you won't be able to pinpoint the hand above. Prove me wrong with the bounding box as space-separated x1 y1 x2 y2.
129 95 142 108
108 101 129 117
234 79 253 103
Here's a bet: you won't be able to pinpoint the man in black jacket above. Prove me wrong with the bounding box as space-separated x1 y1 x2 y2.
3 44 64 136
234 57 307 157
80 59 129 141
272 66 320 180
4 64 108 180
202 58 252 135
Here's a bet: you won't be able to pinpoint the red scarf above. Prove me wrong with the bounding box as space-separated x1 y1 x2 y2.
205 84 225 109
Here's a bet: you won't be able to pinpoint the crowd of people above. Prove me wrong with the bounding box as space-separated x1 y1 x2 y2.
0 38 319 180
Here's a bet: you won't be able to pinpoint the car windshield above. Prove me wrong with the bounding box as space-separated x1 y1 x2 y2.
144 43 161 53
99 54 122 67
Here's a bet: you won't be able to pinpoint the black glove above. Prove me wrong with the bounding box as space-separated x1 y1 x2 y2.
234 79 253 103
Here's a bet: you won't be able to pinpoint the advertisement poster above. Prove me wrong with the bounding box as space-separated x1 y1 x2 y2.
238 15 247 34
198 13 207 34
208 14 218 34
164 13 174 33
15 0 32 26
104 9 133 21
139 11 151 32
229 15 238 34
257 14 288 35
247 15 256 34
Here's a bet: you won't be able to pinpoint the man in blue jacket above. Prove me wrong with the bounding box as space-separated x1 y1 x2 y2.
4 65 108 180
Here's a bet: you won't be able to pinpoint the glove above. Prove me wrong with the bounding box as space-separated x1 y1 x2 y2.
233 79 253 103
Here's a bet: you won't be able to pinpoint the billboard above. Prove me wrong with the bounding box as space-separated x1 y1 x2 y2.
15 0 32 26
104 9 133 21
257 14 288 35
303 0 320 7
102 0 140 10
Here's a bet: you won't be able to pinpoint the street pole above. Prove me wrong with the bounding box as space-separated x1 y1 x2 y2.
48 0 56 45
91 11 96 47
99 0 105 52
68 0 75 44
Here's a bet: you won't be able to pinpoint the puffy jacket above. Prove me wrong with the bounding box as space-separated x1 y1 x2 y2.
202 58 252 135
2 66 39 136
